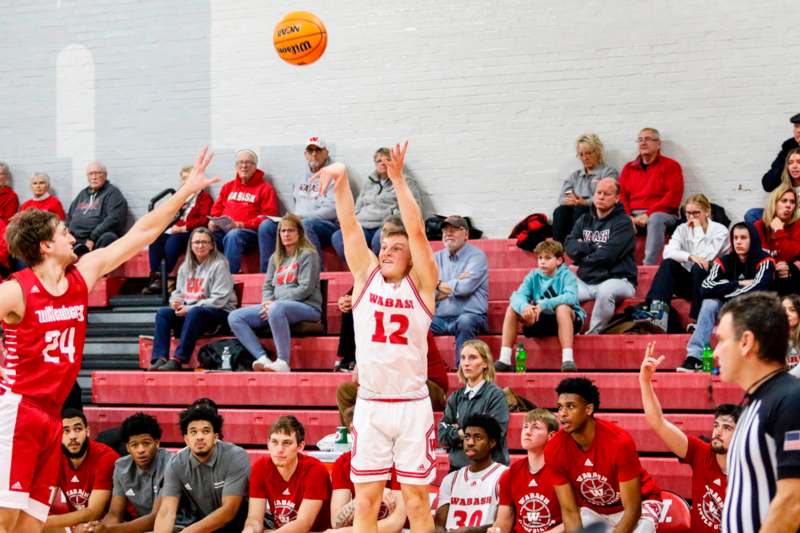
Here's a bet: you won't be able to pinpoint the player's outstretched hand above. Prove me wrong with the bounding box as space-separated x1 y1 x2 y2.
183 147 220 194
315 162 349 196
386 141 408 184
640 341 665 383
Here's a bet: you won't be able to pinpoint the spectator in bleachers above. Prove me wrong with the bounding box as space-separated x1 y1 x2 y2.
642 194 730 332
229 214 322 373
619 127 684 265
244 416 331 533
745 113 800 225
640 342 740 532
44 408 119 531
328 407 406 533
546 377 662 532
143 165 214 295
754 183 800 295
209 149 277 273
782 294 800 375
565 177 638 334
432 215 489 365
680 223 775 372
149 227 238 371
0 161 19 222
489 408 563 533
331 148 423 259
495 240 585 373
439 339 509 472
20 172 65 219
435 414 507 532
0 219 10 279
67 161 128 255
154 405 250 533
258 136 339 271
85 413 174 533
552 133 619 243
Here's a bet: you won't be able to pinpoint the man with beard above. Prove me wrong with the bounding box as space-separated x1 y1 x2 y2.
545 378 662 533
258 136 341 270
640 342 740 532
83 413 174 533
435 414 508 533
154 404 250 533
44 409 119 530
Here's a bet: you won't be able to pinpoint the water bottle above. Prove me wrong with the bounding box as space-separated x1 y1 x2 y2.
221 346 232 371
515 342 527 373
702 344 713 373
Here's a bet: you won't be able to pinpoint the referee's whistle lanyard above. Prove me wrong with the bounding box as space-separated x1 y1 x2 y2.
740 368 786 407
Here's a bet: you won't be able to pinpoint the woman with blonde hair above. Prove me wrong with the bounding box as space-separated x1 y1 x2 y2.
552 133 619 242
643 193 729 331
228 214 322 372
438 339 509 471
754 183 800 294
149 227 238 371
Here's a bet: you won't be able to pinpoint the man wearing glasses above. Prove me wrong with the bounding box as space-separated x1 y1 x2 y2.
258 136 341 271
619 128 684 265
209 148 278 273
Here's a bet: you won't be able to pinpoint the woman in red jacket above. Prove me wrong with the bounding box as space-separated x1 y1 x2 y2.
143 165 214 294
755 182 800 295
19 172 66 219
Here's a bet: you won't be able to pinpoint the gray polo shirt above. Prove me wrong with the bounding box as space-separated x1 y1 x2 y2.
112 448 174 518
161 441 250 520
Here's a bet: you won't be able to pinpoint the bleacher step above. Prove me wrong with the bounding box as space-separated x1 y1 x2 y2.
109 294 165 307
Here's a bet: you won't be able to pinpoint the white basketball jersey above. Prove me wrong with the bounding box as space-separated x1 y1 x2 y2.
352 266 432 399
441 463 507 530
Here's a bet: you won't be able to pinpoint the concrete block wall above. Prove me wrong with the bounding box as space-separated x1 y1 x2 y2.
1 0 799 237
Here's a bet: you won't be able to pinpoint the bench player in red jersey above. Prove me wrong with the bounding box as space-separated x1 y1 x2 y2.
0 148 217 533
317 142 439 533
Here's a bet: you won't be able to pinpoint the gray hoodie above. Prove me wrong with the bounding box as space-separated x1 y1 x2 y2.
354 172 422 229
170 254 238 312
557 164 619 205
67 181 128 241
263 248 322 311
292 160 337 220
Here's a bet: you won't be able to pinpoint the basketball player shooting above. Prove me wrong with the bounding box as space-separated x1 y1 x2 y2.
317 142 438 533
0 147 218 533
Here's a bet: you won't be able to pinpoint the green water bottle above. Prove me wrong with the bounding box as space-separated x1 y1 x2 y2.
702 344 713 373
515 342 527 373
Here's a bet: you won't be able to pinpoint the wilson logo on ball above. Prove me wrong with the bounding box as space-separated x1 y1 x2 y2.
273 11 327 66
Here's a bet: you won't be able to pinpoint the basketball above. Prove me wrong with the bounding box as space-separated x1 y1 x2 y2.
273 11 327 66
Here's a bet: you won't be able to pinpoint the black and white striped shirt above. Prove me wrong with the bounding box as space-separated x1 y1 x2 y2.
723 372 800 533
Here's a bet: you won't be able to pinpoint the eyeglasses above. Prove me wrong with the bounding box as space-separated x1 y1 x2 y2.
636 136 660 143
192 240 213 246
305 146 324 153
236 161 255 166
685 210 703 216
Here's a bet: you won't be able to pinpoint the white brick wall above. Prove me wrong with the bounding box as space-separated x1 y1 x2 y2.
1 0 799 237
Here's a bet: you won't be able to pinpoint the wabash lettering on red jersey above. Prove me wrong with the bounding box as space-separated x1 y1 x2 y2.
58 440 118 511
681 436 726 533
0 266 88 414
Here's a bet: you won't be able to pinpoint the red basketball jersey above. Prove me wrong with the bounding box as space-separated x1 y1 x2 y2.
0 266 88 414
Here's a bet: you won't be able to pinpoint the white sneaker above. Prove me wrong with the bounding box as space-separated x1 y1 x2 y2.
252 355 271 372
264 359 291 373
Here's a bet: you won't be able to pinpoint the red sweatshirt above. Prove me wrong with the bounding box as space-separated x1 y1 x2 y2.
174 190 213 232
755 219 800 262
20 195 66 220
0 219 9 270
210 170 278 230
619 154 684 215
0 186 19 222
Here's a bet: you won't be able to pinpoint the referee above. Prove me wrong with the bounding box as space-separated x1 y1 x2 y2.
715 293 800 532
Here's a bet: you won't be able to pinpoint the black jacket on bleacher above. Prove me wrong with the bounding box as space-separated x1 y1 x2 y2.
565 202 638 286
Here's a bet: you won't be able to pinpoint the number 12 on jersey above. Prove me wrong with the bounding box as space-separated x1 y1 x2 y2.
371 311 409 345
42 327 77 364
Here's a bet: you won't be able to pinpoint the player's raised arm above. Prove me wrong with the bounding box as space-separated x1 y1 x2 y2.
639 342 689 458
317 162 376 287
77 147 218 289
386 142 438 295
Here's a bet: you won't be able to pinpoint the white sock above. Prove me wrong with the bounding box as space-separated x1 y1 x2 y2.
562 348 574 362
499 346 513 365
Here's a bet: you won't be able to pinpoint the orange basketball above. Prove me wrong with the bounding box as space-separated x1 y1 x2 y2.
273 11 327 66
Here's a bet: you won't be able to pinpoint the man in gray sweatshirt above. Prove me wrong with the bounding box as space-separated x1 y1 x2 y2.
257 136 340 270
67 161 129 254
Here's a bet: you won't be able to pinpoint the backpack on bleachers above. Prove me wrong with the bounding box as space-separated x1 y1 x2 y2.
198 338 258 371
508 213 553 252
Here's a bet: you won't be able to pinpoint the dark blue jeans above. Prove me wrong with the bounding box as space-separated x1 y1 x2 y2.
152 306 230 363
331 226 382 260
148 232 191 274
212 228 258 273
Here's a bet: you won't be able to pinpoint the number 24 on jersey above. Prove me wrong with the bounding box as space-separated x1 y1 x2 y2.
42 327 76 364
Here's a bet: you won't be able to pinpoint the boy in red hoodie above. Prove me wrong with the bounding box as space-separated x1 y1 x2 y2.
209 149 278 273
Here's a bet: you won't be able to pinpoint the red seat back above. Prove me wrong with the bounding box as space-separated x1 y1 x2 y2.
656 490 692 532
